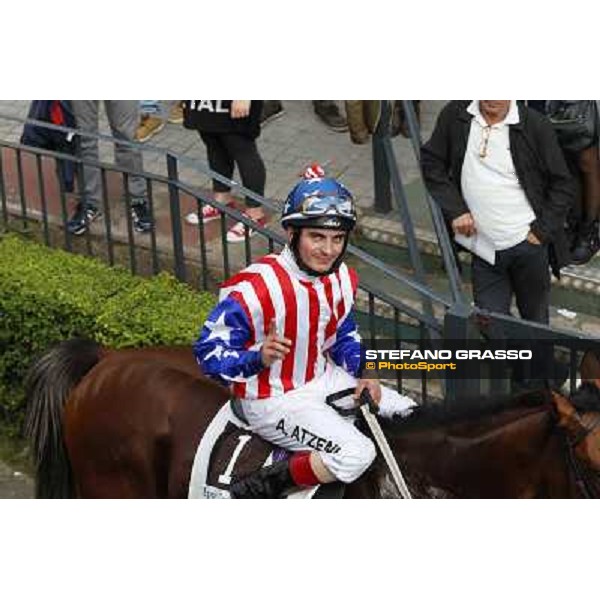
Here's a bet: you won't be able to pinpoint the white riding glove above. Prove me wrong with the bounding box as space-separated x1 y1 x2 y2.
377 392 417 420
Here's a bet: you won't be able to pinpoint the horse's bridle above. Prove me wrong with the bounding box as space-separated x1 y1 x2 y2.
563 412 600 499
568 412 600 449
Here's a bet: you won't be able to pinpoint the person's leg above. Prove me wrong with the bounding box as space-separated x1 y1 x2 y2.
571 145 600 264
391 100 421 139
580 145 600 221
242 395 375 484
67 101 103 235
105 101 153 232
201 131 235 199
508 240 552 385
233 375 377 498
136 100 165 143
471 253 513 315
220 133 265 218
216 134 266 242
184 132 235 225
104 101 146 201
509 240 551 324
167 101 184 124
71 100 101 209
563 150 582 251
312 100 348 132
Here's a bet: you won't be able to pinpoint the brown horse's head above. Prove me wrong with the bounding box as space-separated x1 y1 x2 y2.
553 383 600 473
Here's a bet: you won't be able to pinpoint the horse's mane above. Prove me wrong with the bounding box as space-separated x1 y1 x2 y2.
386 381 600 436
386 387 552 435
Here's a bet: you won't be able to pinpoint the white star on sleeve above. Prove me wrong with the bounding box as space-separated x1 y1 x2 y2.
204 345 224 362
204 345 241 362
349 330 361 343
205 311 234 344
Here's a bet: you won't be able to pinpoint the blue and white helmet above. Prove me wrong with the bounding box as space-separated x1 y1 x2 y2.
281 164 357 232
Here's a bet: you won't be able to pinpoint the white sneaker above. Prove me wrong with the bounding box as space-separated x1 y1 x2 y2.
185 202 233 225
226 215 266 243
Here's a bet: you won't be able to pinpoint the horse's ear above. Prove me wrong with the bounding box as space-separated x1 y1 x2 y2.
580 349 600 384
552 391 579 430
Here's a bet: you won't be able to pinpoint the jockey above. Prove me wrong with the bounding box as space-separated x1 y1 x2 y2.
193 164 416 498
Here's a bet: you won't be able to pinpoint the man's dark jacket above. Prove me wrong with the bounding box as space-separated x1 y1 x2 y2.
20 101 77 192
421 101 575 276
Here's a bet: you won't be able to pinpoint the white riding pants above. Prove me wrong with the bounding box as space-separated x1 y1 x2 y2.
241 364 415 483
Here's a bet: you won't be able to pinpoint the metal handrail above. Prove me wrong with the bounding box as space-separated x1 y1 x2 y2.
473 306 600 346
400 100 468 308
0 111 450 310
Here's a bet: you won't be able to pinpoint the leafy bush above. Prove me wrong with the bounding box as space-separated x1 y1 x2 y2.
0 234 216 434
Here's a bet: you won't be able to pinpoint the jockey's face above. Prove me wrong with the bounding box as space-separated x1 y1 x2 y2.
290 228 347 274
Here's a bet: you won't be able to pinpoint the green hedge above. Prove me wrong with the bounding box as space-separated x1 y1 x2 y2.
0 234 216 434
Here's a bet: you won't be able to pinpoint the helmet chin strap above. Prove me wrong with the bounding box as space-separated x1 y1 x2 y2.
289 229 349 277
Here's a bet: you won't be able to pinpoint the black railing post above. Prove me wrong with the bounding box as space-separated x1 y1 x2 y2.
35 154 50 246
0 148 6 226
56 158 71 252
195 197 209 291
123 172 136 272
166 153 186 283
16 148 27 228
146 179 160 275
80 158 94 257
372 101 392 214
443 302 480 413
393 308 403 394
401 100 423 157
100 167 115 266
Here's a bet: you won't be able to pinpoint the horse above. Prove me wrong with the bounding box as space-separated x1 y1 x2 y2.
24 339 600 499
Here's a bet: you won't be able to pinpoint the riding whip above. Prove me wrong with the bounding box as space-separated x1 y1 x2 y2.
359 389 412 499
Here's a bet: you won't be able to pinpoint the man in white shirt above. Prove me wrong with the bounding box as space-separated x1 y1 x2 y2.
422 100 574 324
